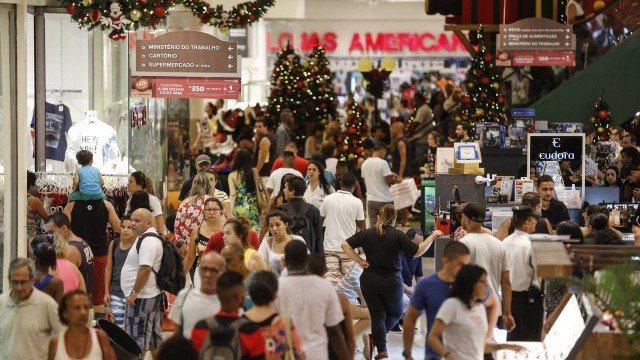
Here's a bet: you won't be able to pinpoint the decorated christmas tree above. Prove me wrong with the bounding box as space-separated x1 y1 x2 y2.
305 45 337 125
590 91 612 143
457 30 507 125
266 44 312 145
338 99 367 165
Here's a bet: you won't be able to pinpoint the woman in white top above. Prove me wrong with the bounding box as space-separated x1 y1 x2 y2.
566 0 585 24
127 171 166 233
258 209 306 276
428 265 524 360
48 290 115 360
303 160 334 210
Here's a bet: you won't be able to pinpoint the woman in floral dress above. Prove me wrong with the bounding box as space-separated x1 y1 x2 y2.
174 173 215 249
228 149 260 230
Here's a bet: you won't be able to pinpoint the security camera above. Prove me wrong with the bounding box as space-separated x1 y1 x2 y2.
475 175 487 185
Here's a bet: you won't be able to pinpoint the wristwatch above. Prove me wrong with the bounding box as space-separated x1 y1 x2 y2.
129 290 138 297
402 350 411 359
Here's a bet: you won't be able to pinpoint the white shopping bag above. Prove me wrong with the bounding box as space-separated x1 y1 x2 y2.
390 179 420 210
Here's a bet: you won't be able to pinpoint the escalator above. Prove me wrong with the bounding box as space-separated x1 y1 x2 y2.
532 0 640 124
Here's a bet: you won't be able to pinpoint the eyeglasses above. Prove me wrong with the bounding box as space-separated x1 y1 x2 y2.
204 208 221 212
200 266 222 274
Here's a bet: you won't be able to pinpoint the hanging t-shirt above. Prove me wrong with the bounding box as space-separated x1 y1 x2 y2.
30 102 73 161
67 119 120 169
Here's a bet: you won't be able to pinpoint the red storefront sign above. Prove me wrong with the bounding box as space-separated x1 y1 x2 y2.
131 77 240 99
266 32 466 53
496 50 575 67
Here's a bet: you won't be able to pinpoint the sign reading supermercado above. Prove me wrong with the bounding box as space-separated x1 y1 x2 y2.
132 31 241 78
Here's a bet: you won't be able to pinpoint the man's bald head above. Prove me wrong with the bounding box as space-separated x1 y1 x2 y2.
200 251 225 269
131 208 154 234
199 251 225 294
221 243 245 273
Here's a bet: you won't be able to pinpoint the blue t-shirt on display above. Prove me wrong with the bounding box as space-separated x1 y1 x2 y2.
400 253 423 287
30 102 72 161
410 273 451 359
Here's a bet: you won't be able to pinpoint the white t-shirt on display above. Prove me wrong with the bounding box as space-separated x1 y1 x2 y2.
120 228 163 298
276 275 344 360
266 168 303 197
168 287 220 338
436 298 488 360
67 119 120 170
459 233 510 315
125 193 163 217
320 191 366 252
361 157 393 202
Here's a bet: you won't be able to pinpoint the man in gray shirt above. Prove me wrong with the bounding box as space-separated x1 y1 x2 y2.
276 109 295 157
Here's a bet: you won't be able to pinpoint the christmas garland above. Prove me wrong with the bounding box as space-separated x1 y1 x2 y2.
63 0 174 41
181 0 275 31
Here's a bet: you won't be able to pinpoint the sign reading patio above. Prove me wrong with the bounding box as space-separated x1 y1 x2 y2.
496 18 576 67
132 30 241 78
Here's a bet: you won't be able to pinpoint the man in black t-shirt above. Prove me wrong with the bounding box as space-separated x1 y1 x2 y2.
537 175 570 229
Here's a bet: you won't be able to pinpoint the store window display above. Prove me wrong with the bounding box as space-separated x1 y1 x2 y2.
65 110 123 173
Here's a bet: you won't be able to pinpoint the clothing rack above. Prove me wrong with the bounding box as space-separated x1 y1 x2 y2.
35 172 130 194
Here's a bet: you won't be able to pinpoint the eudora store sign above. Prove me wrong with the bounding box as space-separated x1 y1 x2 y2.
265 20 469 57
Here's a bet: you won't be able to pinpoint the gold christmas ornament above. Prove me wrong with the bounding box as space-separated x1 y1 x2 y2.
597 126 604 134
380 57 396 72
82 0 93 6
468 82 475 89
492 82 500 90
130 9 142 21
357 58 373 72
475 108 485 116
594 0 606 11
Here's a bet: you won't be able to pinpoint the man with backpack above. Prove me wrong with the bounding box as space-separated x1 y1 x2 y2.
121 208 166 359
190 271 263 359
282 175 323 254
320 173 366 284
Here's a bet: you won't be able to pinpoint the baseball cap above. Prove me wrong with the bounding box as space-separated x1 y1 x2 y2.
511 205 541 219
195 154 211 165
462 203 486 223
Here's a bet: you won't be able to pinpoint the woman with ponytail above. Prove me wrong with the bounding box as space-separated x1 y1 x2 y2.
127 171 166 233
341 204 442 359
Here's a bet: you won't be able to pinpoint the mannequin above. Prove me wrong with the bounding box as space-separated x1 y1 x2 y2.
65 111 121 172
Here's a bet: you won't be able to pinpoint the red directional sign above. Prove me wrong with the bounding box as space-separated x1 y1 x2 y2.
131 77 241 99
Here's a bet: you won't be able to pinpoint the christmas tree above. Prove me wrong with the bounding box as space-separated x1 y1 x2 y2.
338 99 367 165
457 30 507 125
305 45 337 125
590 91 612 143
266 45 312 146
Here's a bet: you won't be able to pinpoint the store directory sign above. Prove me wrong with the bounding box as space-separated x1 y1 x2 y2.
130 31 241 99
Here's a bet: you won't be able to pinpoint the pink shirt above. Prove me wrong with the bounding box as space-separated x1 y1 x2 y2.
56 259 80 293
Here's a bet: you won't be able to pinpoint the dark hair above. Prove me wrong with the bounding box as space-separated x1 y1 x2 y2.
362 138 375 151
605 166 622 187
204 197 224 212
275 173 297 201
513 211 534 229
130 171 157 196
320 140 337 158
307 253 327 277
336 160 349 170
536 175 555 187
284 240 309 271
45 212 71 229
231 149 256 193
248 271 279 306
620 147 640 165
624 133 637 144
225 217 251 248
165 214 175 232
312 124 325 134
590 228 623 245
588 213 609 231
308 160 332 195
458 122 472 134
266 208 291 228
157 334 198 360
122 213 132 224
58 290 90 325
283 151 295 166
27 171 37 189
216 271 245 305
129 190 153 214
285 175 307 197
448 264 487 309
443 241 470 261
585 204 609 219
555 221 584 242
521 192 541 208
75 150 93 166
31 241 57 270
340 172 357 189
373 142 388 152
406 228 423 239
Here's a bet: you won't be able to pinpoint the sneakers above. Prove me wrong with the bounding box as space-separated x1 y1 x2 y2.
389 323 403 333
374 351 389 359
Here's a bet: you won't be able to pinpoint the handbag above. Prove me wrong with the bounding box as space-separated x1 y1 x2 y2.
252 168 269 211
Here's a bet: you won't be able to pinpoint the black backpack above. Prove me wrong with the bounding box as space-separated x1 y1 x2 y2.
283 203 316 252
136 233 186 295
199 316 249 360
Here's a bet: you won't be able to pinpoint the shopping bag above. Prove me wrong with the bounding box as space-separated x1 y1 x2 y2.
390 179 420 210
